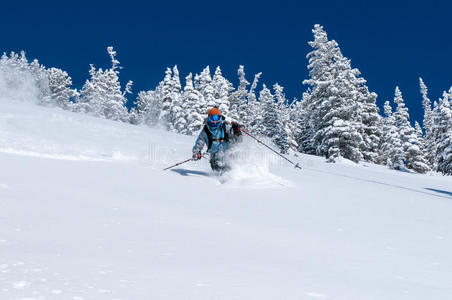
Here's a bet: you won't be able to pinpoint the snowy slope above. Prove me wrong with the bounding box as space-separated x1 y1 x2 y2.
1 99 452 300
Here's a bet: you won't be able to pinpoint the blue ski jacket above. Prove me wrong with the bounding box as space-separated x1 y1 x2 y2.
192 118 239 155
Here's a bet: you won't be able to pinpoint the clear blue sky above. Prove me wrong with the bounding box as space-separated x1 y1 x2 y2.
1 1 451 125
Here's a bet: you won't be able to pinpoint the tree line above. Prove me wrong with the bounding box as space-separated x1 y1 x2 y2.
0 25 450 175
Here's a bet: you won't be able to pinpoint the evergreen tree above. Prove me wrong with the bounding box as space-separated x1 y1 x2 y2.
414 121 425 153
160 67 174 127
434 90 452 174
358 86 381 163
286 100 300 151
198 66 215 109
273 83 287 111
212 66 233 116
259 84 288 152
130 86 162 127
29 58 51 104
183 73 205 135
420 77 435 167
47 67 77 110
274 84 297 152
259 84 275 136
296 91 316 154
438 132 452 175
0 51 66 106
78 64 103 114
130 91 149 125
304 25 363 162
0 51 41 103
407 121 430 173
379 101 405 169
247 72 262 133
250 84 268 136
302 24 335 151
392 86 426 172
378 102 392 165
230 65 249 122
79 47 132 122
169 66 186 133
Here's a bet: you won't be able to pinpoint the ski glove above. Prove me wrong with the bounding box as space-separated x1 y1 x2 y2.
192 152 202 161
231 122 242 136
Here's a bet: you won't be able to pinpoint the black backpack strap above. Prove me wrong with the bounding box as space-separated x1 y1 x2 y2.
204 125 213 151
222 121 229 143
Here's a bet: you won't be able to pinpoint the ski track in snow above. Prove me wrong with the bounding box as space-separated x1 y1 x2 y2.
303 166 452 200
1 99 452 300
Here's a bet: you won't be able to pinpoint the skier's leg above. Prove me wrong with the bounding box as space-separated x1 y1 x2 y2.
214 151 231 173
210 154 220 171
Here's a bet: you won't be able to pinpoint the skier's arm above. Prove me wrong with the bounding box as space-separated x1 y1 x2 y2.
228 122 243 143
192 130 208 154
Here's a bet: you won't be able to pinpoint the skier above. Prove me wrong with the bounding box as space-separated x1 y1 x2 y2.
192 107 243 172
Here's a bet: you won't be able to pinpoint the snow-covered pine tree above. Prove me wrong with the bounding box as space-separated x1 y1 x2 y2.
255 84 273 136
273 83 287 112
407 120 430 173
79 47 132 122
211 66 233 117
304 25 363 162
198 66 216 109
246 72 262 133
169 66 186 134
286 100 300 151
0 52 10 65
160 67 174 128
413 121 430 172
331 41 380 163
183 73 205 135
438 132 452 175
274 84 297 152
101 47 132 121
103 65 131 121
302 24 336 156
378 101 392 165
230 65 249 122
414 121 424 147
29 58 51 105
130 85 162 127
259 84 288 152
193 73 200 91
420 77 435 167
78 64 103 114
130 91 151 125
172 66 181 93
379 101 405 169
47 67 77 110
0 51 66 106
0 51 22 70
434 89 452 174
296 91 316 154
0 51 41 103
129 94 144 125
392 86 427 172
357 84 381 163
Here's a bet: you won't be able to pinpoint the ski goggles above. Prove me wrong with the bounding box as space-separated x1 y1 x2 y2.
208 114 221 123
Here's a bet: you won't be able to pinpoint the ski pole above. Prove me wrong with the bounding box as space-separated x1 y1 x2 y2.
163 153 208 171
163 158 193 171
240 128 301 169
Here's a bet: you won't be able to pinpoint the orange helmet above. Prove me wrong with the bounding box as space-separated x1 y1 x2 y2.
208 107 221 116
